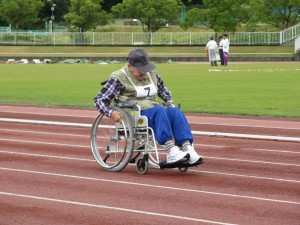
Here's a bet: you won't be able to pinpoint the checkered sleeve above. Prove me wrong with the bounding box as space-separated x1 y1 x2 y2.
94 77 125 117
155 72 173 104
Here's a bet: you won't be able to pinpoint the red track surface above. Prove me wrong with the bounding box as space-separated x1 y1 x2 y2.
0 104 299 225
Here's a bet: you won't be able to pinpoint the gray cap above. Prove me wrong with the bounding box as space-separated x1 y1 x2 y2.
127 49 156 72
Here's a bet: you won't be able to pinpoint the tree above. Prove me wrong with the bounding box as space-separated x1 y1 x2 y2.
254 0 300 30
181 0 250 33
64 0 113 32
0 0 44 30
112 0 183 33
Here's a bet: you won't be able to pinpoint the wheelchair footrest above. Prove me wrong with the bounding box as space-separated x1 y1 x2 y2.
159 158 203 169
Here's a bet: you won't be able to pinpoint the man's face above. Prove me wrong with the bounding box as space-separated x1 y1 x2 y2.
128 64 146 80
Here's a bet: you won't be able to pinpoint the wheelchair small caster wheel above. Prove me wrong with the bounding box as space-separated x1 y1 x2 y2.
136 158 148 175
178 166 188 172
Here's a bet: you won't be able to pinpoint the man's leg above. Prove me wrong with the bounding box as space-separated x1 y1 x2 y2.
223 52 228 65
141 106 188 163
166 107 203 165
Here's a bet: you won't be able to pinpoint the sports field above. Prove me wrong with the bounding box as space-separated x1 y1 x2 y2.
0 62 299 118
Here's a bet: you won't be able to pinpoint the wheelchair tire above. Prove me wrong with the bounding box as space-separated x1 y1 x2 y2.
91 107 134 172
136 158 148 175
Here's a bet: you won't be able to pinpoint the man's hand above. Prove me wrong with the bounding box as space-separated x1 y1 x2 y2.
111 111 123 123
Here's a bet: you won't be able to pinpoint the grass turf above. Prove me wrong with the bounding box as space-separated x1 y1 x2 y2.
0 63 299 118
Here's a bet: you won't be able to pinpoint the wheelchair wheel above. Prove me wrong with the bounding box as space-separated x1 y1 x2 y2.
91 107 134 172
178 166 188 172
136 158 148 175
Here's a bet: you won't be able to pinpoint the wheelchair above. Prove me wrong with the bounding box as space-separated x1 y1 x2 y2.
90 102 203 175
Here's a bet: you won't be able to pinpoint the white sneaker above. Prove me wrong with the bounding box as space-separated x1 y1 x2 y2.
167 146 189 164
186 145 203 165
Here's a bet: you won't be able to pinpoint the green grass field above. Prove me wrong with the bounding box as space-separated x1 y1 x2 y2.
0 63 299 118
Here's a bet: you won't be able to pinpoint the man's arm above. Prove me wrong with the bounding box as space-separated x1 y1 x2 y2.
93 77 125 118
155 72 174 106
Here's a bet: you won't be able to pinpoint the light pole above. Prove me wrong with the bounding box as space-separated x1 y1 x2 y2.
48 0 56 32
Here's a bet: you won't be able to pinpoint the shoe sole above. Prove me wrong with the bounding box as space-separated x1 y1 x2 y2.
188 157 203 165
167 153 190 164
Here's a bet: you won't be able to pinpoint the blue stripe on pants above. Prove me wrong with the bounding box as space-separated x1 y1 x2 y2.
141 106 193 146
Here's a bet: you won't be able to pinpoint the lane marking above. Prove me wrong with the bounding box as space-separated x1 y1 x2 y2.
0 150 94 162
0 138 88 148
204 156 300 167
1 149 300 184
1 167 299 205
0 191 236 225
0 128 88 138
201 144 300 155
209 68 300 72
189 170 300 183
2 114 300 130
1 118 300 142
189 121 300 130
1 129 299 155
1 141 300 167
0 111 94 118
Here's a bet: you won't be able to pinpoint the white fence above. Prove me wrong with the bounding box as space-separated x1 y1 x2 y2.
295 36 300 53
0 23 299 46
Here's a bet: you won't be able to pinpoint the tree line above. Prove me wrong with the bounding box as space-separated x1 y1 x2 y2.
0 0 299 32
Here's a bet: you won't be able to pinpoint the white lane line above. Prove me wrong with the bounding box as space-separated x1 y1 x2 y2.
1 150 300 184
0 111 94 118
0 128 88 138
193 131 300 142
1 129 299 155
0 191 236 225
201 144 300 155
189 121 300 130
0 150 94 162
1 118 300 142
0 138 88 148
205 156 300 167
1 167 299 206
0 118 91 127
189 170 300 183
1 140 300 167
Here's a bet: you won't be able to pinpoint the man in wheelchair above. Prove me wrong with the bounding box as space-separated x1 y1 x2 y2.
94 48 203 166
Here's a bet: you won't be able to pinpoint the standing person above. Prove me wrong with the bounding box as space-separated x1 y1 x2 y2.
94 48 203 165
223 34 230 66
218 35 224 66
205 36 218 66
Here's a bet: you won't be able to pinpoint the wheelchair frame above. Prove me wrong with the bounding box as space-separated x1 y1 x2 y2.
90 104 200 174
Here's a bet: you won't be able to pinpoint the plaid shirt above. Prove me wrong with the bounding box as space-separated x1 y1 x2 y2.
94 71 173 117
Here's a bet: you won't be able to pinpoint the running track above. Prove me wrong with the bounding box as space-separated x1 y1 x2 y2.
0 104 299 225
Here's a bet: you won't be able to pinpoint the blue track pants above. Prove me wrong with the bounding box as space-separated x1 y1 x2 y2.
141 106 193 146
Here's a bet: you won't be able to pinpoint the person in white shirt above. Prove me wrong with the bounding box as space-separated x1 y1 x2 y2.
222 34 230 66
205 36 218 66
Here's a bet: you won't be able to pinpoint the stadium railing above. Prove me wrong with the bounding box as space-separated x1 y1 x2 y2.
0 23 299 46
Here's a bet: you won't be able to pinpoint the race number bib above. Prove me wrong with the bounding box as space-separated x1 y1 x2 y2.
135 83 157 97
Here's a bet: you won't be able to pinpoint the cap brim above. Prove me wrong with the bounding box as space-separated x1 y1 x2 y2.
135 61 156 73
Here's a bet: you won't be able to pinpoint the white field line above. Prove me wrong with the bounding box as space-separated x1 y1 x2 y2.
0 191 236 225
1 117 300 142
1 128 300 155
0 146 300 176
209 68 300 72
0 150 299 184
0 167 299 206
188 169 300 183
1 148 299 167
1 135 300 165
0 52 291 55
1 111 300 130
189 121 300 130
